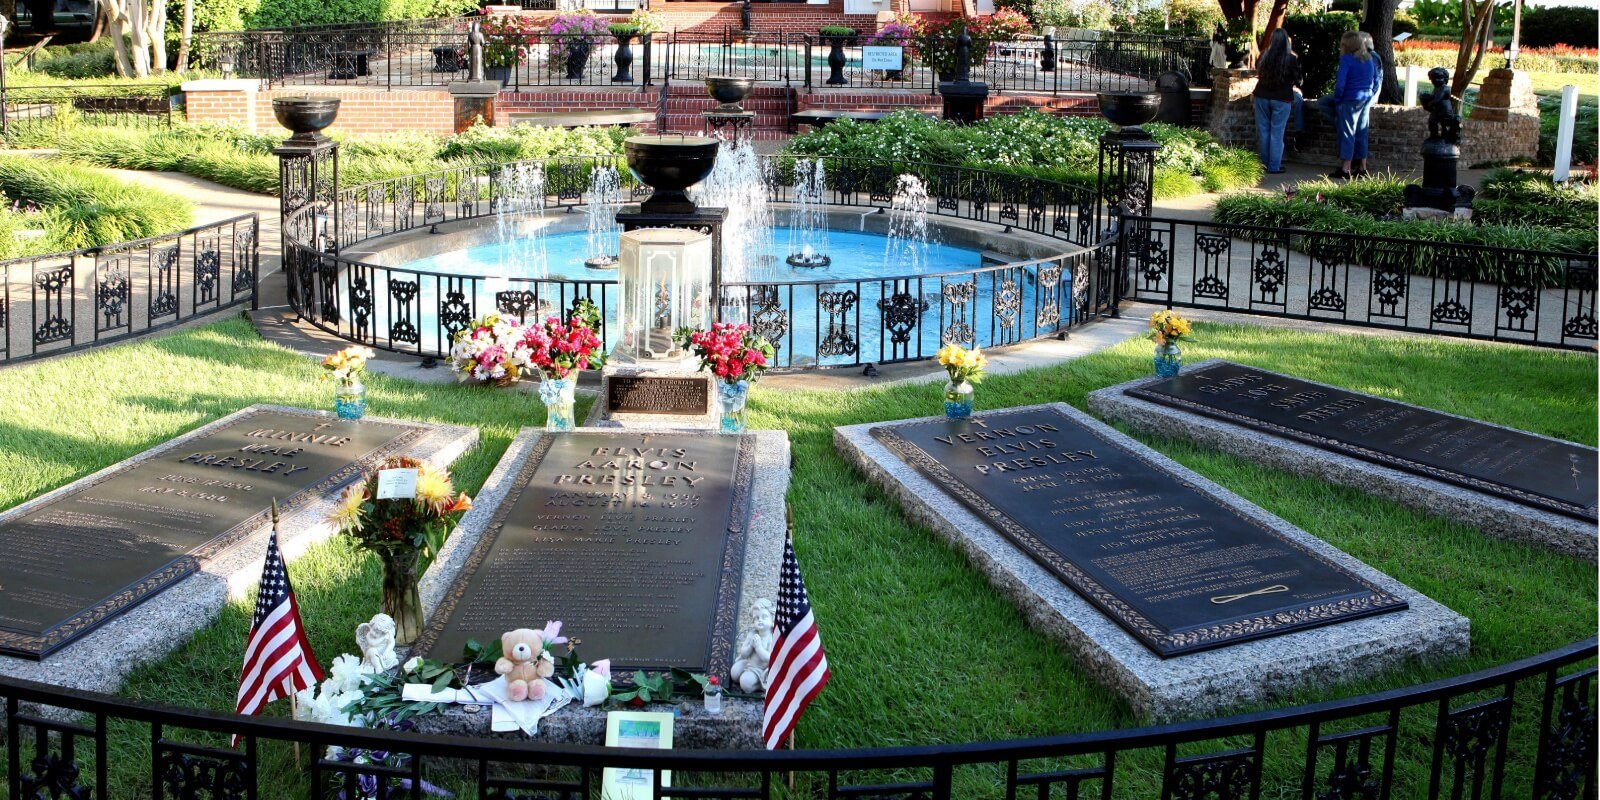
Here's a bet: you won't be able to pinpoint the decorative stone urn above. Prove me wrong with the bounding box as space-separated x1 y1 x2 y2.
705 75 755 113
623 134 721 215
272 96 341 143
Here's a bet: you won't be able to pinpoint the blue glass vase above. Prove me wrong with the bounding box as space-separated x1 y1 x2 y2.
944 379 974 419
334 379 366 420
540 375 577 432
717 380 749 434
1154 342 1182 378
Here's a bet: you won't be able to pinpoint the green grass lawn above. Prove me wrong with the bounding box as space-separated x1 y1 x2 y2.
0 316 1593 798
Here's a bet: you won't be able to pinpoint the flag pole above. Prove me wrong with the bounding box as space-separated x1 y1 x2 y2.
272 499 304 764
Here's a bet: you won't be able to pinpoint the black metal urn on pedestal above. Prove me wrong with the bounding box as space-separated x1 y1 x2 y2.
624 135 721 215
705 75 755 113
824 35 849 86
566 38 593 80
613 32 636 83
1096 91 1160 132
272 96 341 143
937 26 989 125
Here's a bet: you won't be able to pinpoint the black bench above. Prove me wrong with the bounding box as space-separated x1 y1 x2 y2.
504 110 657 128
328 49 375 80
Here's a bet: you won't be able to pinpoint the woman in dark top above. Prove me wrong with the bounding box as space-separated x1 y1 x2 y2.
1252 28 1299 175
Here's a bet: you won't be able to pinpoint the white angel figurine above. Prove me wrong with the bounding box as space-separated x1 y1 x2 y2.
730 599 777 694
355 613 399 673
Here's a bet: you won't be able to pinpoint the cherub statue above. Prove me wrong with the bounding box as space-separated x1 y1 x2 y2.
1423 66 1461 144
356 613 399 673
730 599 777 694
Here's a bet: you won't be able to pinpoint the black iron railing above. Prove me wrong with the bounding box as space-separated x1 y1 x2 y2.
0 83 175 138
0 214 260 366
3 639 1593 798
1123 215 1600 350
281 156 1105 369
192 24 1204 93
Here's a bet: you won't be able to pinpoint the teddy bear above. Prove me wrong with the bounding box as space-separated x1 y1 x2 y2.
495 628 555 702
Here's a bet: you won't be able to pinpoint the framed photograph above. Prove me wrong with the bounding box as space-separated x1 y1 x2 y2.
601 711 675 800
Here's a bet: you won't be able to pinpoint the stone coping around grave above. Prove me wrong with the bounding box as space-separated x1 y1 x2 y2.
1086 360 1598 563
417 426 790 747
585 363 720 430
834 402 1470 722
0 405 478 698
412 694 765 750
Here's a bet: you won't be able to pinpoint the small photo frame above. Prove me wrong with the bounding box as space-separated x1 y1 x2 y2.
601 711 675 800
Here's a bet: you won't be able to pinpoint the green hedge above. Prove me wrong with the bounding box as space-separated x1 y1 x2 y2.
1521 5 1600 49
247 0 476 28
1283 11 1362 97
0 157 194 256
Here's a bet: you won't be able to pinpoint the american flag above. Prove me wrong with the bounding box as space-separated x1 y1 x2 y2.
235 503 323 728
762 539 830 750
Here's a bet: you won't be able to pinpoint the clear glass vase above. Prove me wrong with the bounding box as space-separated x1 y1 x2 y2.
540 374 577 432
717 379 750 434
1153 342 1182 378
335 378 366 420
944 379 974 419
378 549 422 646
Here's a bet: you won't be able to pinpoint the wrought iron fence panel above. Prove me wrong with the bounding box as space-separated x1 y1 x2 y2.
1124 215 1599 351
0 214 259 366
0 83 173 138
662 30 802 86
0 640 1594 799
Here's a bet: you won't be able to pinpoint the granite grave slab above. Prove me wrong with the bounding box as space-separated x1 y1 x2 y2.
836 402 1469 720
1088 360 1598 561
0 405 476 694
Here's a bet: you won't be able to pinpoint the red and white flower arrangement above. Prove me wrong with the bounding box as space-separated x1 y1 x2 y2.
675 322 776 384
449 313 533 387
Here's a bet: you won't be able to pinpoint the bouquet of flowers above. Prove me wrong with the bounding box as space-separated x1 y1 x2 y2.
1147 309 1193 346
523 300 605 380
321 345 375 385
331 456 472 567
675 322 775 384
937 343 988 386
449 313 532 387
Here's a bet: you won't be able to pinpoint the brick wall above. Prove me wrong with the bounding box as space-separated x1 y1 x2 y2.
511 2 884 35
184 81 457 136
1206 68 1539 171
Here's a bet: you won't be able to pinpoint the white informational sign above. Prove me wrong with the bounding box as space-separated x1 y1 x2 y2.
862 46 904 71
376 468 419 500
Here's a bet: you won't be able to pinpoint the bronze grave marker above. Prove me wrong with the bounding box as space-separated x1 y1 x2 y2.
1126 362 1598 521
872 407 1407 657
0 409 426 659
606 375 710 416
413 431 755 677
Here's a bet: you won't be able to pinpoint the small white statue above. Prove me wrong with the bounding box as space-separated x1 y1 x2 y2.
730 599 777 694
355 613 399 673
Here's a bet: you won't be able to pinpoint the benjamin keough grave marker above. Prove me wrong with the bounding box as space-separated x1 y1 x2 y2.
413 431 756 678
869 407 1408 657
0 408 432 659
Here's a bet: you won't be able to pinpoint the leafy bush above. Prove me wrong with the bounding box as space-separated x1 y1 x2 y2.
782 109 1259 199
247 0 475 29
0 156 193 251
1126 0 1222 37
1520 4 1600 49
1393 40 1598 73
1477 167 1599 230
29 44 117 79
1538 93 1598 167
1283 11 1361 96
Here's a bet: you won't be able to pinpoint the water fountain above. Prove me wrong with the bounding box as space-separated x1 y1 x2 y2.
583 164 623 269
883 174 932 272
496 161 549 279
692 137 772 283
787 158 830 268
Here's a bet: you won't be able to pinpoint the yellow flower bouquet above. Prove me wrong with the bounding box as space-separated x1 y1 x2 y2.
937 343 988 419
1147 310 1192 346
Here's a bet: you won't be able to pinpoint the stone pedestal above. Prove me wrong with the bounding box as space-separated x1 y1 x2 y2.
1471 68 1535 123
938 80 989 125
449 80 501 132
587 361 719 430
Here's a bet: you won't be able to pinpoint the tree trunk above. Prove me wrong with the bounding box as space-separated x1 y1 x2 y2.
1259 0 1290 52
98 0 134 77
176 0 193 74
1451 0 1495 97
146 0 166 73
1361 0 1402 103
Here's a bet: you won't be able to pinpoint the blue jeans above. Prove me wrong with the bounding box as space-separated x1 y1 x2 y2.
1254 97 1291 172
1291 89 1305 133
1335 100 1370 161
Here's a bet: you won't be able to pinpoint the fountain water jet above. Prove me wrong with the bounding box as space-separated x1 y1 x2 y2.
786 158 830 268
692 137 772 284
883 174 932 272
496 162 549 280
584 164 623 269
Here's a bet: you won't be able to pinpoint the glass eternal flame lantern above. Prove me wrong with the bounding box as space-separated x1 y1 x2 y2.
616 227 713 362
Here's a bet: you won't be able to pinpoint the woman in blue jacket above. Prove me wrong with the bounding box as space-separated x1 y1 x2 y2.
1329 30 1376 179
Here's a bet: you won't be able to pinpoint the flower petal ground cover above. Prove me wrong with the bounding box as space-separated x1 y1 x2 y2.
0 317 1591 798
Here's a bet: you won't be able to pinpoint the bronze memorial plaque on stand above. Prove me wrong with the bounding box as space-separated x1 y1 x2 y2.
872 407 1407 657
414 431 755 677
0 410 425 659
1126 361 1599 521
606 375 710 416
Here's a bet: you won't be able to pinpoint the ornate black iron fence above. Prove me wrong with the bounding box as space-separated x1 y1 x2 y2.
281 156 1105 370
0 83 174 138
1123 215 1600 351
0 214 260 366
3 639 1593 799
